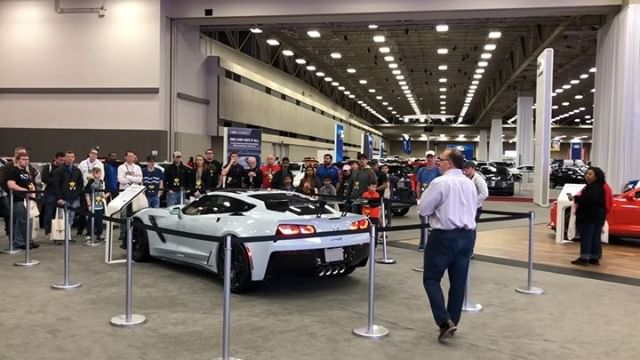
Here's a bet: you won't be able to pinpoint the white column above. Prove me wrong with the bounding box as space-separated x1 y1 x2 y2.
592 3 640 191
516 96 534 166
477 130 488 160
534 49 554 207
489 119 503 161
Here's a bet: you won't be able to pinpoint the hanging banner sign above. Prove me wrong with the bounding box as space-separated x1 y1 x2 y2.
401 134 412 155
223 127 262 168
335 123 344 162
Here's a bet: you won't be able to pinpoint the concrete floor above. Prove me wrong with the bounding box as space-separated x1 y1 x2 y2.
1 229 639 359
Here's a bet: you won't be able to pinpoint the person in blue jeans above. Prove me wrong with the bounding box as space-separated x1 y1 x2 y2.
142 155 164 208
415 151 441 250
5 152 40 249
84 167 109 240
417 149 477 342
164 151 190 206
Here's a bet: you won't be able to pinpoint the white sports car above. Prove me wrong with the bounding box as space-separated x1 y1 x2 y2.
131 190 371 292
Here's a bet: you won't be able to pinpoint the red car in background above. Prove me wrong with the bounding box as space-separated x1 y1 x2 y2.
549 187 640 238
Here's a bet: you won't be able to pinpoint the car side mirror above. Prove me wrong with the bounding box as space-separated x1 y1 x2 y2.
169 206 183 219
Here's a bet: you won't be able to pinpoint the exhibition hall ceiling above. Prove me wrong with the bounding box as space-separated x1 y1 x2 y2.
201 13 605 139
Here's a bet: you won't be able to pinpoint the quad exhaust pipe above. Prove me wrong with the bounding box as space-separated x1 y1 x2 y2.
316 264 346 277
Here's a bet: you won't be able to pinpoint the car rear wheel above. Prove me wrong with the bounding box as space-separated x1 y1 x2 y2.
218 243 252 293
132 220 151 262
391 208 410 216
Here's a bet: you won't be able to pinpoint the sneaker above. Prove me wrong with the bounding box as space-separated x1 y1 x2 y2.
30 242 40 249
571 258 589 266
588 259 600 265
438 320 457 342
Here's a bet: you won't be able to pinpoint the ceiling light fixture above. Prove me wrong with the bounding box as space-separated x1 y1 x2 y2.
250 28 263 34
347 68 357 73
359 79 367 84
471 80 479 85
307 30 321 38
589 67 597 73
324 76 333 82
392 70 401 75
306 65 316 71
475 68 485 74
348 94 355 99
330 52 342 59
481 53 492 59
388 63 398 69
484 44 497 51
315 71 325 77
580 74 589 79
266 39 280 46
331 81 339 86
470 85 478 90
440 101 446 105
439 87 447 92
396 75 405 80
368 24 379 29
562 102 570 106
575 95 584 99
384 56 394 62
439 78 447 83
488 31 502 39
343 90 350 94
438 65 448 70
282 50 294 56
562 84 571 89
373 35 386 43
379 47 391 53
473 74 482 79
401 85 409 90
295 58 306 64
478 61 488 67
440 95 447 99
368 89 376 93
436 24 449 32
398 81 407 85
437 48 448 54
570 79 580 85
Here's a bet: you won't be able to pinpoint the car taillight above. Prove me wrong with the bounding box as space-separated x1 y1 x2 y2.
277 224 316 236
351 219 369 230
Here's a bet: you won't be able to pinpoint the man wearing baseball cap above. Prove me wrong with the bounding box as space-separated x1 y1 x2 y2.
164 151 191 206
463 161 488 221
415 150 441 250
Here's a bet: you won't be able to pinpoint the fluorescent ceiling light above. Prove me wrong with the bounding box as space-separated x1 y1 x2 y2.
382 102 389 105
403 90 411 94
387 107 393 110
574 119 581 122
343 90 350 94
368 89 376 93
388 63 398 69
481 53 492 59
295 58 306 64
373 35 386 43
440 95 447 99
401 85 409 90
307 30 321 38
562 84 571 89
473 74 482 79
478 61 488 67
589 67 597 73
475 68 485 74
439 87 447 92
471 80 479 85
439 78 447 83
552 105 559 109
436 24 449 32
440 106 446 110
562 102 570 106
266 39 280 46
379 47 391 53
357 100 364 104
468 89 476 94
570 80 580 85
585 115 591 119
484 44 497 51
384 56 394 62
368 24 379 29
579 107 586 111
580 74 589 79
330 52 342 59
440 111 446 114
348 94 355 98
324 76 333 81
396 75 405 80
315 71 325 77
438 65 448 70
250 28 262 34
282 50 294 56
437 48 448 54
331 81 339 86
470 85 478 90
575 95 584 99
347 68 356 73
338 86 345 91
376 95 383 100
488 31 502 39
555 88 564 93
398 81 407 85
305 65 316 71
392 70 401 75
440 101 446 105
552 93 557 97
359 79 368 84
392 111 397 114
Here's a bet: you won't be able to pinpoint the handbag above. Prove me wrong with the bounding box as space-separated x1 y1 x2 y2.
50 208 67 241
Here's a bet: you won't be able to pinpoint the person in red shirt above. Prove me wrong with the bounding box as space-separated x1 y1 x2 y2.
260 154 281 189
362 183 381 227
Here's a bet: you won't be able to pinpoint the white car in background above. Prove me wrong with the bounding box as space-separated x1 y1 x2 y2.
131 190 371 292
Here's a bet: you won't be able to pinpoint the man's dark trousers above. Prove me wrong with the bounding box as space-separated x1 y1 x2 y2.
423 228 475 327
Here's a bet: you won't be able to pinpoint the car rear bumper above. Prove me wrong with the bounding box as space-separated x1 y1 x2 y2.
265 244 369 276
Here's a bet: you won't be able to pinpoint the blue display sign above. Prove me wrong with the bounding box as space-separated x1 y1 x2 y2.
446 143 475 160
401 134 412 155
335 123 344 162
225 127 262 168
571 142 583 160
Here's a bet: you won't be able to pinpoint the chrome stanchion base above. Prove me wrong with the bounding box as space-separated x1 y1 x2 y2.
353 325 390 338
83 240 102 247
51 281 82 290
516 286 544 295
213 357 243 360
15 259 40 267
110 314 147 327
0 248 23 255
412 265 423 272
462 303 483 312
376 257 396 264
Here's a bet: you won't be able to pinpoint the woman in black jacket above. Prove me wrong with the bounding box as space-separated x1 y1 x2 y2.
568 167 606 266
188 155 213 200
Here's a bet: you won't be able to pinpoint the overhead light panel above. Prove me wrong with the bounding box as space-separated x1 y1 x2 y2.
481 53 492 59
580 74 589 79
307 30 321 38
488 31 502 39
379 47 391 53
330 52 342 59
359 79 368 84
398 81 406 85
343 90 350 94
382 102 389 105
475 68 485 74
471 80 479 85
324 76 333 81
473 74 482 79
383 56 395 62
439 78 447 83
436 24 449 32
306 65 316 71
368 24 379 29
562 84 571 89
440 95 447 99
396 75 405 80
331 81 339 86
392 70 401 75
266 39 280 46
437 48 448 54
440 101 446 105
575 95 584 99
348 94 355 99
315 71 325 77
368 89 376 93
295 58 306 64
570 80 580 85
373 35 386 43
401 85 409 90
484 44 497 51
589 67 597 73
470 85 478 90
562 102 570 106
376 95 383 100
438 65 448 70
439 87 447 92
347 68 357 73
388 63 398 69
478 61 488 67
250 28 263 34
282 50 294 56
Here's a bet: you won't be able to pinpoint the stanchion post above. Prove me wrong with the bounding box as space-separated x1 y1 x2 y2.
214 234 242 360
180 186 184 205
52 204 81 289
1 190 22 254
516 211 544 295
84 189 100 247
462 259 482 312
15 194 39 267
353 225 389 338
376 199 396 264
110 216 147 326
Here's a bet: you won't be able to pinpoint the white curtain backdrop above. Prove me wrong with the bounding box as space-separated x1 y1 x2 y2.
592 4 640 191
516 96 534 166
489 119 503 161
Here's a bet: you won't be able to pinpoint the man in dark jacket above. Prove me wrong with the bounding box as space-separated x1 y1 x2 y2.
221 151 248 188
271 157 293 189
41 152 65 235
347 154 377 213
104 152 120 198
53 151 84 237
204 148 222 189
164 151 191 206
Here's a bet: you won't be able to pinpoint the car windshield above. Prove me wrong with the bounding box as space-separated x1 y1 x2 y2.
250 193 334 215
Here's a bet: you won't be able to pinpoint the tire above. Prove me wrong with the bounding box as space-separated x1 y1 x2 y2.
218 243 252 293
132 220 151 262
391 208 410 216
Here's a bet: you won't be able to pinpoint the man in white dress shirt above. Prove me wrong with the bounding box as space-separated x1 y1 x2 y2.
117 151 143 247
418 149 477 342
463 161 489 221
77 148 105 237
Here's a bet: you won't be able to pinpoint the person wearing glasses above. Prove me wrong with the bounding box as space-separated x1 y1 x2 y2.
77 148 104 237
417 149 477 342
